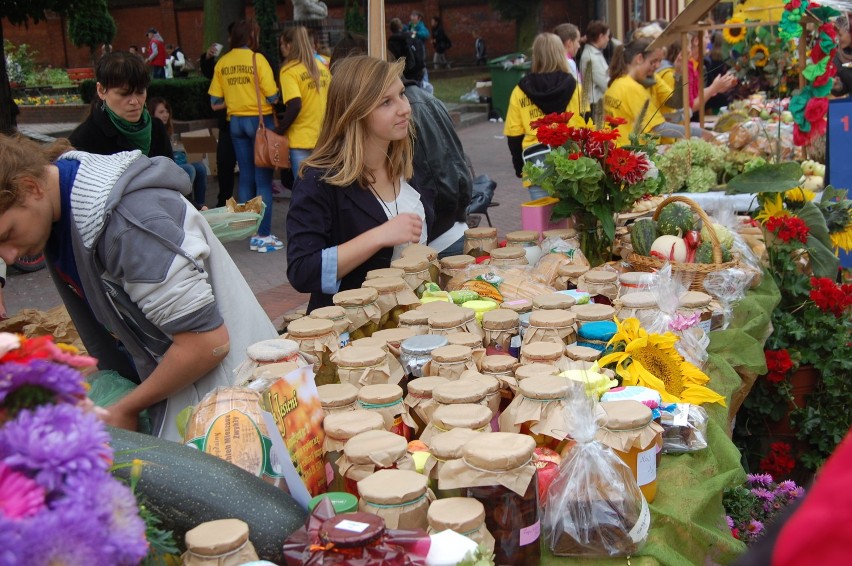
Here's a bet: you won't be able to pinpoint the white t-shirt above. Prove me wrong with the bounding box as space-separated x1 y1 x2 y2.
374 177 428 260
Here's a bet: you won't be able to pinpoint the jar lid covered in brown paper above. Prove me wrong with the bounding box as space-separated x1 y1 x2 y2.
500 298 533 314
462 432 535 471
184 518 250 556
429 310 473 329
521 341 564 361
391 256 431 274
514 363 560 380
427 497 486 534
431 344 473 363
465 227 498 239
401 243 439 262
350 336 388 352
596 400 662 451
585 269 618 283
482 309 519 330
324 410 385 441
333 287 379 307
519 375 573 400
358 383 404 405
433 379 489 404
429 428 482 459
619 271 655 287
362 276 408 294
619 291 658 308
366 267 405 280
440 255 476 270
318 382 359 408
246 338 300 362
398 310 430 326
446 332 483 349
505 230 540 243
543 228 577 240
432 403 493 431
571 303 616 321
565 344 602 362
310 305 348 323
335 345 388 368
407 376 449 398
529 309 576 328
460 371 500 395
481 354 518 373
343 429 408 464
679 290 713 308
489 247 526 260
372 327 416 346
557 263 589 277
287 317 335 338
533 294 577 310
358 469 428 505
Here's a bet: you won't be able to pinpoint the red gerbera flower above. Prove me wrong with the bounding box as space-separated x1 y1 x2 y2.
605 115 628 126
606 148 648 184
535 122 572 147
589 128 621 143
530 111 575 130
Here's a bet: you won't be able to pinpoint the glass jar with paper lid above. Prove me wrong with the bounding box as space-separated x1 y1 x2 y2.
505 230 543 265
427 497 495 553
358 469 434 530
361 277 421 330
333 287 382 340
323 410 386 492
499 375 580 453
419 403 493 444
488 246 528 267
357 383 417 440
336 429 414 496
463 226 498 257
284 317 340 386
399 334 449 380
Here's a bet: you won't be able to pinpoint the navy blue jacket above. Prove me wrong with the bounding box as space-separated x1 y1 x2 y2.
286 166 434 313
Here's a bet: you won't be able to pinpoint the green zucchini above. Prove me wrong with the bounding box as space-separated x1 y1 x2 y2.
109 427 307 563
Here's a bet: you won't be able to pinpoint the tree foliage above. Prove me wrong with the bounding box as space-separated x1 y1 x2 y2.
489 0 541 52
254 0 279 70
68 0 117 61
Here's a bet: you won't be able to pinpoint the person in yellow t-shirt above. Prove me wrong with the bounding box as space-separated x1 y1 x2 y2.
504 32 586 201
208 19 282 253
277 25 331 178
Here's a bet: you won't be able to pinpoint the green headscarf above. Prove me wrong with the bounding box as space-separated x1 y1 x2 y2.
103 102 153 156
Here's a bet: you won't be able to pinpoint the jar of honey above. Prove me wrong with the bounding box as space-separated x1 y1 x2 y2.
482 309 520 357
519 341 568 370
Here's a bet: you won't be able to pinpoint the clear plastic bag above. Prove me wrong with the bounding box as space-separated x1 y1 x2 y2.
543 395 650 557
647 264 708 368
659 403 709 453
531 237 588 287
701 268 753 331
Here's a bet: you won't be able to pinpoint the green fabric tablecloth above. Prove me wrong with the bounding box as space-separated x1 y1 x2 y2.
542 275 781 565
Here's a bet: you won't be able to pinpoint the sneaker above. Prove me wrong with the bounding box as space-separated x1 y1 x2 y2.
249 236 263 251
256 235 284 253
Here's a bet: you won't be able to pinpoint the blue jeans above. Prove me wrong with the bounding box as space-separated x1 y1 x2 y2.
290 148 312 180
179 162 207 207
230 114 275 237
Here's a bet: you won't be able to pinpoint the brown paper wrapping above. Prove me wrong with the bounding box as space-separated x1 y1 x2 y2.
423 428 482 479
595 400 664 452
333 288 382 332
356 386 419 434
520 341 571 371
365 267 406 280
463 227 498 255
309 306 351 338
439 255 476 288
570 303 617 324
480 354 520 392
556 263 590 290
391 256 433 292
425 358 479 380
533 293 577 311
285 319 340 371
405 376 449 425
371 328 416 358
350 337 407 385
446 331 485 350
332 346 397 387
437 432 536 497
427 497 496 553
522 312 578 347
432 379 489 415
337 429 415 481
498 378 574 441
363 277 420 316
459 371 501 417
182 518 259 565
565 345 602 362
420 403 492 444
532 249 590 287
318 382 359 417
397 310 431 336
0 306 85 353
358 469 435 530
322 410 386 453
578 270 619 301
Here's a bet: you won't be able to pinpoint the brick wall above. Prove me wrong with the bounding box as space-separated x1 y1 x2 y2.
17 104 90 124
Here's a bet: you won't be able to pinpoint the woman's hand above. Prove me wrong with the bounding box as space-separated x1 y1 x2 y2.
101 403 139 432
710 73 737 96
378 213 423 247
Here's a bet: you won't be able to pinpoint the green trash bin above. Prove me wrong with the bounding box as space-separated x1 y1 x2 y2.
488 53 530 120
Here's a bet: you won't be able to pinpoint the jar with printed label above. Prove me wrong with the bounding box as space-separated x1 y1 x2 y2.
362 277 420 330
357 383 416 440
323 410 386 493
437 432 540 565
399 334 449 379
464 226 498 257
182 518 259 566
482 309 520 358
595 400 664 502
677 291 716 333
391 255 435 296
520 341 568 370
427 344 477 380
318 382 360 417
499 375 578 453
336 429 414 497
428 497 496 553
614 291 659 329
285 317 340 386
488 246 528 267
578 269 619 305
405 375 449 433
439 254 476 288
523 309 578 347
358 469 434 530
310 305 352 348
532 293 576 311
505 230 543 265
333 287 382 340
420 402 493 444
397 309 430 336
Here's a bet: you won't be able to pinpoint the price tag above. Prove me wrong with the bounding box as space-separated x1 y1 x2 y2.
636 447 657 486
519 520 541 546
827 99 852 189
335 520 370 533
673 403 691 427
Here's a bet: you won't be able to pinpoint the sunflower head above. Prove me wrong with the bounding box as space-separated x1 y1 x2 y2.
830 210 852 252
750 44 771 67
755 194 791 225
784 187 817 204
724 17 747 45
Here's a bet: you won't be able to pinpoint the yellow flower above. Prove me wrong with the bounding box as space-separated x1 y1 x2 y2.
784 187 816 203
830 212 852 252
599 318 726 406
755 194 790 224
724 17 747 45
750 44 771 67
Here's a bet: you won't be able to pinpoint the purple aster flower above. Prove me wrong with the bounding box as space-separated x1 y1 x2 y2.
747 473 773 486
0 360 86 406
750 487 775 501
0 462 45 519
747 519 764 535
15 503 110 565
0 404 111 492
790 486 805 499
726 515 734 529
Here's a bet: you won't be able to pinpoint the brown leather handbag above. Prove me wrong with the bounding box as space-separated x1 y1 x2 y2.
252 52 289 169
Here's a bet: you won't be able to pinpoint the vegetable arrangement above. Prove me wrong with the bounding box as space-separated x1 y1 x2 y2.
630 203 735 264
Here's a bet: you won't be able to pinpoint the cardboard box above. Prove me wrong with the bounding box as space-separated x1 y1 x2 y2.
181 128 220 176
475 80 492 98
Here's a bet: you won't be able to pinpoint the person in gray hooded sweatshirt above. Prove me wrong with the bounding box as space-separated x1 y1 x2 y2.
0 134 278 441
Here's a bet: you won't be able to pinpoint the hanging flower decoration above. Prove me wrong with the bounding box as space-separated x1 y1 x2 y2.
723 16 747 45
599 317 727 406
749 44 772 67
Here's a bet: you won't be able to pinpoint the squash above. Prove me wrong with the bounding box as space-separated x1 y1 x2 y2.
630 218 658 257
650 235 688 262
657 203 695 236
108 427 307 563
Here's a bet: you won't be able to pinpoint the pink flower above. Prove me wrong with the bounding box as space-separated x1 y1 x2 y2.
0 461 45 519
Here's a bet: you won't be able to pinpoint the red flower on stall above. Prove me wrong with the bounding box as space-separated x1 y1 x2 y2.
760 442 796 478
605 116 628 127
765 216 810 243
809 277 852 317
535 122 572 147
804 98 829 123
764 349 793 384
606 148 649 184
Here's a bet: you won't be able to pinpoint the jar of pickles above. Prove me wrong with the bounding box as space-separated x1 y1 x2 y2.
439 255 476 288
357 383 417 440
464 227 498 257
480 354 519 398
358 469 434 530
285 317 340 386
391 256 435 296
595 400 664 503
578 269 619 305
505 230 543 265
427 497 496 554
532 293 577 311
427 344 478 380
437 432 540 565
556 263 589 291
323 410 386 493
333 287 382 340
482 309 520 357
399 334 449 379
499 375 578 453
570 303 616 331
234 338 305 385
523 309 578 347
361 277 420 330
423 429 481 499
677 290 716 333
310 305 352 348
405 376 449 433
318 382 360 417
336 429 414 497
446 332 485 351
400 243 442 283
397 310 430 336
617 271 656 297
333 345 396 388
420 403 493 444
365 267 405 280
428 308 484 339
488 246 528 267
520 341 568 370
613 291 659 329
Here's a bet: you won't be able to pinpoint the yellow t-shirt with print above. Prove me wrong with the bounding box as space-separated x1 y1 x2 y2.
279 61 331 149
604 75 665 146
650 68 676 115
503 83 587 149
208 48 279 118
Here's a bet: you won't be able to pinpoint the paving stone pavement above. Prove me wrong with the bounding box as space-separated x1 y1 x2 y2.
6 120 527 328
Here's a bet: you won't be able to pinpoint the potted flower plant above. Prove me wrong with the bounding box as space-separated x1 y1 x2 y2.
723 472 805 544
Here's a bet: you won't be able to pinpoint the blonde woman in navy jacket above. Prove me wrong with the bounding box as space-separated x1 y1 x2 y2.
287 56 435 313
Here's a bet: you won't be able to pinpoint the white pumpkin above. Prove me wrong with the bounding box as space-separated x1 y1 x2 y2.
650 235 688 262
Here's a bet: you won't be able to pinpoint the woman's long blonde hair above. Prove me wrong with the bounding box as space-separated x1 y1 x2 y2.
302 56 412 187
532 33 569 74
280 26 322 90
0 134 71 214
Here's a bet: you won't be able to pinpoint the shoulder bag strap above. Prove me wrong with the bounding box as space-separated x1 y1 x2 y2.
252 52 267 132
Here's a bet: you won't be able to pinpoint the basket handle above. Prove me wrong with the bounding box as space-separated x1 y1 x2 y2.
651 195 722 264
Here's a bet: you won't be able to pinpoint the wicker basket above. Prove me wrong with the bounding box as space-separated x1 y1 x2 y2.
627 195 738 292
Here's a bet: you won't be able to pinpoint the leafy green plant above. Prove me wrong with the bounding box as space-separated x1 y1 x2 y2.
4 40 37 85
67 0 116 62
80 77 216 121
